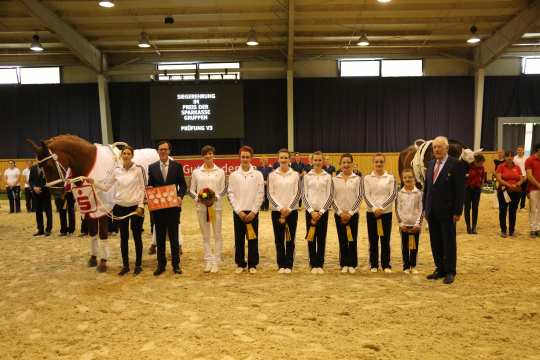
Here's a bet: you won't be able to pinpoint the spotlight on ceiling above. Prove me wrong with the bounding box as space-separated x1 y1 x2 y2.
357 33 370 47
467 25 481 44
138 32 151 48
98 1 115 8
30 34 44 52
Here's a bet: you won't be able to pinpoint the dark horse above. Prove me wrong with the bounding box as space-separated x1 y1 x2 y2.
398 138 472 189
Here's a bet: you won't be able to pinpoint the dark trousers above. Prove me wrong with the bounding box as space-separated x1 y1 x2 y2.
520 180 528 208
366 212 393 269
114 205 144 268
24 187 34 212
7 186 21 213
306 211 329 268
464 187 481 230
271 210 298 269
427 214 457 276
400 230 420 270
334 213 358 268
80 217 88 235
108 217 118 233
55 192 76 234
261 185 269 210
233 211 259 268
33 193 52 233
87 216 109 239
497 190 520 234
154 208 181 269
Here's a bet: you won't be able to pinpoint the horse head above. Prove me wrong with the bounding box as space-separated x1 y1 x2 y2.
27 138 68 198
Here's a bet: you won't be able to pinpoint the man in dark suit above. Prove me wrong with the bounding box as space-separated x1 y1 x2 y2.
423 136 465 284
29 164 52 236
148 140 187 276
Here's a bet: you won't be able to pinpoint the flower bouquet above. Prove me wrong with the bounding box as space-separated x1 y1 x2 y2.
198 187 216 222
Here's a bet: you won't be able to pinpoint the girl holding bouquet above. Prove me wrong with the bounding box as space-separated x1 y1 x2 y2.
189 145 227 273
267 149 302 274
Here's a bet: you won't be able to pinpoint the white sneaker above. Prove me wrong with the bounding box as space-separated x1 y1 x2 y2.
384 268 392 273
341 267 349 273
411 268 419 274
210 263 219 273
278 268 285 274
318 268 324 274
284 268 292 274
249 268 257 274
348 267 356 274
370 268 378 273
311 268 318 274
235 267 244 274
404 269 410 274
204 263 212 273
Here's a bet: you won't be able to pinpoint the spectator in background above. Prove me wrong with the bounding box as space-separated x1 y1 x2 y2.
495 151 524 238
29 164 52 236
4 160 21 213
513 145 527 210
257 157 272 211
353 163 362 177
494 149 505 169
291 152 305 175
304 154 313 173
525 143 540 238
22 160 34 212
323 156 336 177
464 154 485 234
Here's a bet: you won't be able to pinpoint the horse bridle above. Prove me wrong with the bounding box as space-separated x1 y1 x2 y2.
36 148 68 189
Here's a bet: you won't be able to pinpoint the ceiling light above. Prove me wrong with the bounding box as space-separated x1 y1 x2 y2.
30 34 44 52
357 33 370 47
467 25 481 44
98 1 115 8
377 0 392 3
138 32 151 48
246 29 259 46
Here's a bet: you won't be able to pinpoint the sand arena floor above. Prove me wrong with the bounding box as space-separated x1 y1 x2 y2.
0 194 539 360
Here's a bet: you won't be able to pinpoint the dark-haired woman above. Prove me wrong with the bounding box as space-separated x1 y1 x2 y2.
495 151 524 238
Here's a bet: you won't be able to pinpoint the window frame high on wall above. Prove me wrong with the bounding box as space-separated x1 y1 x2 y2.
338 59 424 77
0 66 62 85
155 62 241 81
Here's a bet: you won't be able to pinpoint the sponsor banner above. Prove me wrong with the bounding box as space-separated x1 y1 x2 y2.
175 156 310 176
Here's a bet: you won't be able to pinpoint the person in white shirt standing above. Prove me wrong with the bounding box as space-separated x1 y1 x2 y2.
268 149 302 274
332 153 362 273
395 168 423 274
303 151 334 274
22 160 34 212
228 146 265 274
189 145 227 273
4 160 21 213
88 146 147 276
363 153 397 273
513 145 527 210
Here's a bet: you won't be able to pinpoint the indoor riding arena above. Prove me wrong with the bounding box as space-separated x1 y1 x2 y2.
1 1 540 359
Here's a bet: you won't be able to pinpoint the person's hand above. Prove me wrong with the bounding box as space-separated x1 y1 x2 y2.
412 225 421 233
311 211 321 222
33 187 41 194
340 212 351 224
374 208 383 218
136 207 144 217
245 212 256 223
280 208 288 216
400 225 409 232
279 216 286 224
239 211 247 222
453 215 461 223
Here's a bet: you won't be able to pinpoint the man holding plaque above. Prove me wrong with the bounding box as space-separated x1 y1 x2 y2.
147 140 187 276
227 146 265 274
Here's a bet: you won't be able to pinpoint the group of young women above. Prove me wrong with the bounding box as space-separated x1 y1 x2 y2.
90 145 425 276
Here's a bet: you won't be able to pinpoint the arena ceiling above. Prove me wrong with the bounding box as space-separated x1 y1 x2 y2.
0 0 540 67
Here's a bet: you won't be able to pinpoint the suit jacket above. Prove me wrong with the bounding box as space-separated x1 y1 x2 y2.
29 165 50 198
148 160 187 206
422 156 465 219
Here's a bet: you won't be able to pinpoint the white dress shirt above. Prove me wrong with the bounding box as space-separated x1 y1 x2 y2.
332 172 362 215
267 167 302 211
22 168 31 188
302 169 333 214
513 155 526 177
228 166 265 214
363 171 397 214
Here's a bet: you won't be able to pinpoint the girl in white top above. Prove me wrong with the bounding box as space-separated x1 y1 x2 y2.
189 145 227 273
4 160 21 213
89 146 146 276
332 153 363 273
303 151 333 274
395 168 423 274
363 153 397 273
228 146 265 274
267 148 302 273
22 160 33 212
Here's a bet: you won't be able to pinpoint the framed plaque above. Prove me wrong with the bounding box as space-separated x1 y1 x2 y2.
146 185 179 211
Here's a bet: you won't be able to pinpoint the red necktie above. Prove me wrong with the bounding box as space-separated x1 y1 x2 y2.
433 160 442 184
